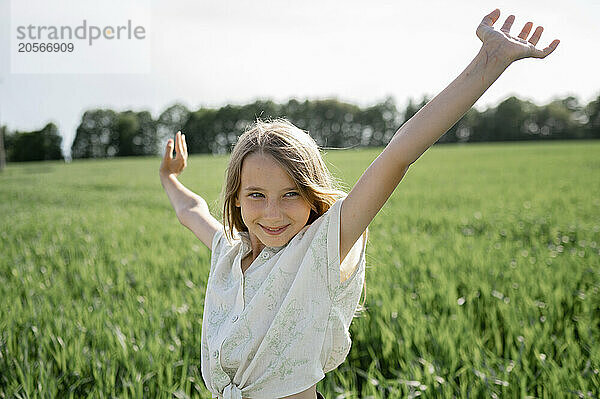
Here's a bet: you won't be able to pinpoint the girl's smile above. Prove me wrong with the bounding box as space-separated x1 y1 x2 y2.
235 152 312 258
260 224 290 235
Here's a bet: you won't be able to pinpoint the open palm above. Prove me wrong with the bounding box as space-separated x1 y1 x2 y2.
159 131 188 177
476 9 560 63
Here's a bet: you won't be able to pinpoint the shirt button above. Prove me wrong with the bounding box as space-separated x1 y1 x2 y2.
231 315 238 323
261 252 269 259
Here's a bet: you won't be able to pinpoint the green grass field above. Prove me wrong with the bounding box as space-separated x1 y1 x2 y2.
1 140 599 398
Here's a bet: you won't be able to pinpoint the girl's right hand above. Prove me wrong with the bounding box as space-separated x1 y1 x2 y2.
159 131 188 177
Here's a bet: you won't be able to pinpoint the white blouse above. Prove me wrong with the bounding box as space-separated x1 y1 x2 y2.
201 198 367 398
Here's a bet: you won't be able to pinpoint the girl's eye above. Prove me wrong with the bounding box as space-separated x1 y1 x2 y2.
248 192 298 199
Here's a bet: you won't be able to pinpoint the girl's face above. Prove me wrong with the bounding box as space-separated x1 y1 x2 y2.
235 152 311 252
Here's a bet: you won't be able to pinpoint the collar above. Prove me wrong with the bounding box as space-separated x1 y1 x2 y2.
237 230 288 257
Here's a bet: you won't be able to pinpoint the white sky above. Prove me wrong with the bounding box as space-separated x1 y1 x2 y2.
1 0 598 158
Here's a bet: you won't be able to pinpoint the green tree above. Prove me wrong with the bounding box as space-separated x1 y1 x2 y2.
72 109 157 158
402 96 430 122
157 103 190 152
495 96 529 141
443 108 480 143
531 96 584 140
0 125 6 170
71 110 118 159
584 94 600 139
356 97 399 147
183 108 219 155
115 112 139 156
7 123 63 162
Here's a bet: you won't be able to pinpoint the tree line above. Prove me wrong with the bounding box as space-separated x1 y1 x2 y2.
1 94 599 163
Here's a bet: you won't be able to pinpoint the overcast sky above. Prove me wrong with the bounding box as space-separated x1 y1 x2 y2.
1 0 598 158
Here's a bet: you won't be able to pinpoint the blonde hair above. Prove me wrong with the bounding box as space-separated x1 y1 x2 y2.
221 117 367 314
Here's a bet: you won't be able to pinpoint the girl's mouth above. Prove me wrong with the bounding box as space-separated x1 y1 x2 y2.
260 224 289 235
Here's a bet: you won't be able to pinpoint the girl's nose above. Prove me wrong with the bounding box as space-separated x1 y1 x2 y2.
264 199 283 219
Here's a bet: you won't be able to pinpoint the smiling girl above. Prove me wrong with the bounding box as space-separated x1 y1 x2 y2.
159 9 559 399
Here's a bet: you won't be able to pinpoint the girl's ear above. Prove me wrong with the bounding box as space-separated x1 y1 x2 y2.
235 197 240 207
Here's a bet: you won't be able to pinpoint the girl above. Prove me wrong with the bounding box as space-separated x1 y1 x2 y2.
159 9 559 399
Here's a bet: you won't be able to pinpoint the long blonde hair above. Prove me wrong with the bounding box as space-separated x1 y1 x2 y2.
221 117 367 314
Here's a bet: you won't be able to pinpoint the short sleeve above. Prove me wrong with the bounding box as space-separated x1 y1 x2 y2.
209 229 233 275
323 198 367 301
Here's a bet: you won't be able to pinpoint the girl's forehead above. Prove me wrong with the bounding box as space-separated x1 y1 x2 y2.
240 153 296 189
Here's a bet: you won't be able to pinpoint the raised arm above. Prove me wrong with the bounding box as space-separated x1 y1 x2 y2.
159 131 223 249
339 9 559 261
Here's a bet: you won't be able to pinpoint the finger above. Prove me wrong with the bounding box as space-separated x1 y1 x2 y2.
529 26 544 46
518 22 533 40
164 139 174 160
182 134 188 155
534 39 560 58
177 131 185 159
500 15 515 34
481 9 500 27
172 131 180 158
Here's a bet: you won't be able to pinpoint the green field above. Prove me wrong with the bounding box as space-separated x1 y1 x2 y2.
1 141 599 398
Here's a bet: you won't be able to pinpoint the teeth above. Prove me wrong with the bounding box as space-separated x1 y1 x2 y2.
264 226 284 231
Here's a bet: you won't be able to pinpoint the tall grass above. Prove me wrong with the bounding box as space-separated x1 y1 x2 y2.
1 141 598 397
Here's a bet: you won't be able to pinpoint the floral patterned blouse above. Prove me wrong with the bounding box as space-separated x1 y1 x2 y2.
200 198 367 398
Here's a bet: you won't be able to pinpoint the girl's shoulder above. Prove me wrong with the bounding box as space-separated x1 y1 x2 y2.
211 227 241 258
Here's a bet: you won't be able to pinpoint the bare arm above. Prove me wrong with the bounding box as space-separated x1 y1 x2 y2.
339 9 560 262
160 172 222 248
159 131 223 249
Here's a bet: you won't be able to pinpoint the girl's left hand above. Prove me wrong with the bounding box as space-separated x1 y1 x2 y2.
476 9 560 64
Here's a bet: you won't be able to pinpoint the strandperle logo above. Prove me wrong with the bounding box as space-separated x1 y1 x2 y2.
16 20 146 46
